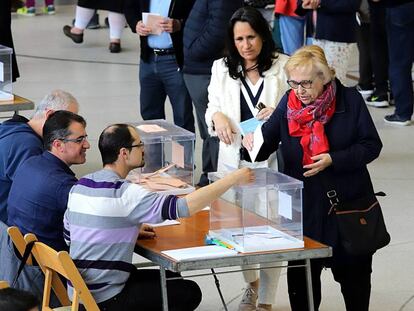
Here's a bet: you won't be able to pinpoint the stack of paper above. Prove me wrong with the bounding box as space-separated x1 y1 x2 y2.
162 245 237 261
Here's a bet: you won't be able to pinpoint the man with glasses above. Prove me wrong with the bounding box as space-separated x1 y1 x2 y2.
64 123 253 310
7 111 89 251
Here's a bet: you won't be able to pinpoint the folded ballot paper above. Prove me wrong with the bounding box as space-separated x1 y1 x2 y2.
162 245 237 261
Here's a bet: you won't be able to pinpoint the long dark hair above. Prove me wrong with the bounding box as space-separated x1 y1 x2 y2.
224 6 277 80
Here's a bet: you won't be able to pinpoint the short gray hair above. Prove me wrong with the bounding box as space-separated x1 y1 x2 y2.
32 90 78 119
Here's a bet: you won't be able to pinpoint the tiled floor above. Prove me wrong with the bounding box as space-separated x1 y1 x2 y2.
7 5 414 310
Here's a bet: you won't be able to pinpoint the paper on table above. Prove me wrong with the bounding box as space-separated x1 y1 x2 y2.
162 245 237 261
247 123 264 162
278 191 293 220
142 12 164 35
137 124 167 133
147 219 180 227
172 141 185 168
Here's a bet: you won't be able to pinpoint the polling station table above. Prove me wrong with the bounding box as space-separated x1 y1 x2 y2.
135 210 332 311
0 95 34 117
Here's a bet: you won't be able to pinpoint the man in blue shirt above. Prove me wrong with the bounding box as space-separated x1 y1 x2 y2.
7 110 89 251
124 0 195 133
0 89 79 223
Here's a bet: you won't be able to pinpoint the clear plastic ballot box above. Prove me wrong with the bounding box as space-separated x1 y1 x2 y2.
128 120 195 195
208 168 304 253
0 45 14 101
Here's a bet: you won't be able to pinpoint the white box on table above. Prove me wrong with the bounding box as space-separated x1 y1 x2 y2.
0 45 13 101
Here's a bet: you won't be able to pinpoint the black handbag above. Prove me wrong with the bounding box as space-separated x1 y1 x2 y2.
323 176 391 256
244 0 274 9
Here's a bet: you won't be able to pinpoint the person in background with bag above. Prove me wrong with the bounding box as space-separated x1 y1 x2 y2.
242 45 384 311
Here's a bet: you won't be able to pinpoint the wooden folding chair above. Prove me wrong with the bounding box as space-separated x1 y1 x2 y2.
7 227 70 307
27 235 99 311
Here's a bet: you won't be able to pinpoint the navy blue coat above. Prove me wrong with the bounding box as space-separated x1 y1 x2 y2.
182 0 243 75
296 0 361 43
257 80 382 248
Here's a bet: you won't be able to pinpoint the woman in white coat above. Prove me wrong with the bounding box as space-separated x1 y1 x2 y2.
205 7 289 311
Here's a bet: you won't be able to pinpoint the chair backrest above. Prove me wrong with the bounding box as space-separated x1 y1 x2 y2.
7 227 70 307
7 226 34 265
30 240 99 311
0 280 9 289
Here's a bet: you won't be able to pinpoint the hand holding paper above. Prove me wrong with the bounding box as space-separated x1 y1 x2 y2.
142 12 164 35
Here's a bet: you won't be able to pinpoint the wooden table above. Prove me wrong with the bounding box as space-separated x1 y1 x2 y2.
136 210 332 311
0 95 34 117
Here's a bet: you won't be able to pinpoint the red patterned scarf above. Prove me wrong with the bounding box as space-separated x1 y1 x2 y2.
287 81 336 165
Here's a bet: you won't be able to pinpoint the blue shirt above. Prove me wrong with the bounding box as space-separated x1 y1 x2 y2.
147 0 173 49
0 115 43 222
7 151 77 251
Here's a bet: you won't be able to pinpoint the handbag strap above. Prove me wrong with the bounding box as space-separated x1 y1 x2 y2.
11 240 35 287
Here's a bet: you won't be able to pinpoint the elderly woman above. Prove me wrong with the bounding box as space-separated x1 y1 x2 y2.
205 6 289 311
243 45 382 310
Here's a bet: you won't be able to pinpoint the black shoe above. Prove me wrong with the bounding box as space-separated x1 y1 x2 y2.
384 114 411 126
109 42 121 53
63 25 83 44
365 90 389 108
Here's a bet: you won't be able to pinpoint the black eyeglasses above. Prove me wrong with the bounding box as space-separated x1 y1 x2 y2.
287 79 313 89
60 135 88 144
125 142 144 149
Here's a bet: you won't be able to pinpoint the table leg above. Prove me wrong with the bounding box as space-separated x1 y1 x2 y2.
305 258 315 311
160 267 169 311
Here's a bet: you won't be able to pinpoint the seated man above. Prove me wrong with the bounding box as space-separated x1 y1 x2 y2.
64 123 253 310
0 89 79 223
7 110 89 251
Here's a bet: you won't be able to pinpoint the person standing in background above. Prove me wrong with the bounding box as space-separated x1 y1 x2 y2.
124 0 196 133
17 0 55 16
182 0 243 187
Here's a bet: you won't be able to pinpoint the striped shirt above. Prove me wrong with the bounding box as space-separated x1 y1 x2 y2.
63 169 188 303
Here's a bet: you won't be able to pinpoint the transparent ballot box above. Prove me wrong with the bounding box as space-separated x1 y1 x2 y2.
128 119 195 195
0 45 13 101
208 168 304 253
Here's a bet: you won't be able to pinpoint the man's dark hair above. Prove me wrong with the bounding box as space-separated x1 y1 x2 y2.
42 111 86 151
98 124 136 166
0 287 39 311
224 6 278 80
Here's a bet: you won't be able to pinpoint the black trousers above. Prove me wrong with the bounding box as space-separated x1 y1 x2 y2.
369 2 389 94
91 269 202 311
356 22 373 88
287 254 372 311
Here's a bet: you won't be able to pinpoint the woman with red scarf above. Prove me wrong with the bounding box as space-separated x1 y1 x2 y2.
243 45 382 311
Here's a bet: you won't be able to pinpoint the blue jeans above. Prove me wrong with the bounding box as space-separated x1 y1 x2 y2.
386 3 414 120
139 54 195 133
279 15 305 55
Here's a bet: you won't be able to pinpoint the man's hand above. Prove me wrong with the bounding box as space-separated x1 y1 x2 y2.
242 132 254 151
234 167 255 185
136 20 151 36
302 0 320 9
303 153 332 177
212 112 236 145
138 224 156 239
159 18 181 33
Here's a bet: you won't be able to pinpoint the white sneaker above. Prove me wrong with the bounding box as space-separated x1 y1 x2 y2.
238 287 258 311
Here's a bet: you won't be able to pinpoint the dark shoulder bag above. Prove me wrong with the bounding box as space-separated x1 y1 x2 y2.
244 0 274 8
323 174 391 256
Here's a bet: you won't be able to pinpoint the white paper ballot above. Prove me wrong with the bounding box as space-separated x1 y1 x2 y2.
142 12 163 35
146 219 180 227
162 245 237 261
278 191 292 220
238 117 264 136
247 124 264 162
0 62 4 82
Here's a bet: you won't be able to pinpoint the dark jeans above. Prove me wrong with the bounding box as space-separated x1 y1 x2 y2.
183 73 219 186
356 22 373 88
386 3 414 120
369 2 389 94
287 254 372 311
139 54 195 133
92 269 202 311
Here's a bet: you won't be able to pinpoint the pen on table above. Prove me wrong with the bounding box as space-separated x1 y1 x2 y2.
212 238 235 250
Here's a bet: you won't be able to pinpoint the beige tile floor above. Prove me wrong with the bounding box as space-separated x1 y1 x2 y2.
6 4 414 310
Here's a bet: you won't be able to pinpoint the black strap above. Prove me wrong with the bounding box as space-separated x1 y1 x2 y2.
12 241 35 287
